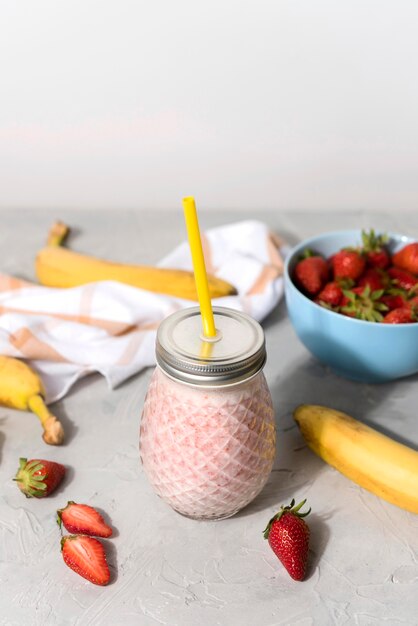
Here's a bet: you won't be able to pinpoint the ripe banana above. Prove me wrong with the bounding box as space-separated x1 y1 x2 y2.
35 222 237 300
0 356 64 445
293 404 418 514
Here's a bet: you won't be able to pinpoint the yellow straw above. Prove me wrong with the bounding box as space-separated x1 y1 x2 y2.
199 338 215 360
182 196 217 338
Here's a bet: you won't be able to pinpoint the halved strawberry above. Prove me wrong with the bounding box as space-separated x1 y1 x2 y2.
61 535 110 585
14 458 65 498
57 502 113 538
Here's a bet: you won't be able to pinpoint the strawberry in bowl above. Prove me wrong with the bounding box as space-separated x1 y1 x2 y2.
284 230 418 383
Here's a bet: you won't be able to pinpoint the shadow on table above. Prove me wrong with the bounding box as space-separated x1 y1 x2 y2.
236 352 417 520
262 295 288 331
52 464 75 498
273 354 418 449
103 538 119 584
49 372 109 446
93 506 120 584
59 371 103 400
306 512 331 580
95 506 120 539
0 426 4 464
50 400 78 446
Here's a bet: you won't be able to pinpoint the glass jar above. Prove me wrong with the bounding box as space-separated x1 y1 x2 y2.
140 306 276 520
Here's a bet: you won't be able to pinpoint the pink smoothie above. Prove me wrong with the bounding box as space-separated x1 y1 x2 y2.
140 367 276 519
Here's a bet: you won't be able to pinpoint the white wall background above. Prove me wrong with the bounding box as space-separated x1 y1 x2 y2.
1 1 417 212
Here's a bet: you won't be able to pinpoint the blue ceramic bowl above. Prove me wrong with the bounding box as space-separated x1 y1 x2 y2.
284 230 418 383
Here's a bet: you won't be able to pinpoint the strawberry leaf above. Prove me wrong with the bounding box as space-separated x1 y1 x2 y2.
263 499 310 539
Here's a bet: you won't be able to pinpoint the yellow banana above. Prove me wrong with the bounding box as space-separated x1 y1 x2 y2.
35 223 237 300
0 356 64 445
293 404 418 514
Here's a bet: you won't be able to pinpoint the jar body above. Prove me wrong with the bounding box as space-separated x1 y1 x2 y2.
140 367 276 520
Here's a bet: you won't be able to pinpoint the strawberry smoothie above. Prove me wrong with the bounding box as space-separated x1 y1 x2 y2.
140 366 276 520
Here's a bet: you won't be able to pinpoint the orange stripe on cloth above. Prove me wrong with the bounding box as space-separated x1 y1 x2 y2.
0 274 34 292
267 234 284 274
79 283 96 319
117 319 161 365
116 332 146 366
10 328 68 362
0 304 139 336
246 265 281 295
246 233 284 296
269 231 286 251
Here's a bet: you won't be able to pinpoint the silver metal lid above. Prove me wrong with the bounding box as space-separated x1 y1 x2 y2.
156 306 266 386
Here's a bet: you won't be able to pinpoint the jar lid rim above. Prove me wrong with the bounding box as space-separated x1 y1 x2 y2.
156 306 266 386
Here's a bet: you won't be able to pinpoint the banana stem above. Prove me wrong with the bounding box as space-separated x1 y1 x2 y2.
27 395 65 445
47 222 70 247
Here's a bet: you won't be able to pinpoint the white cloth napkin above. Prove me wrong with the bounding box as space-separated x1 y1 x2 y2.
0 220 284 402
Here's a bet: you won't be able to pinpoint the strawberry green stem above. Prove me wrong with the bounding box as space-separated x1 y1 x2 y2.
56 501 75 533
361 229 388 251
263 498 311 540
14 458 48 498
299 249 316 260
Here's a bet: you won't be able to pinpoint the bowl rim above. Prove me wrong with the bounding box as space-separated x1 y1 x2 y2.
284 229 418 328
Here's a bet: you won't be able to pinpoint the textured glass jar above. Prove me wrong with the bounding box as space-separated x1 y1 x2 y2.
140 307 276 520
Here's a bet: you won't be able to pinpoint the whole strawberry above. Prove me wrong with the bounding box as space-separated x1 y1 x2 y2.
379 293 407 311
294 251 329 297
332 249 366 281
316 281 344 307
263 499 311 581
407 294 418 310
361 229 390 269
357 268 388 292
14 458 65 498
392 242 418 275
384 307 418 324
340 285 388 322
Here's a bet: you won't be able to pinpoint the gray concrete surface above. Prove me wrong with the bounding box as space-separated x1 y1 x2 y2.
0 209 417 625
